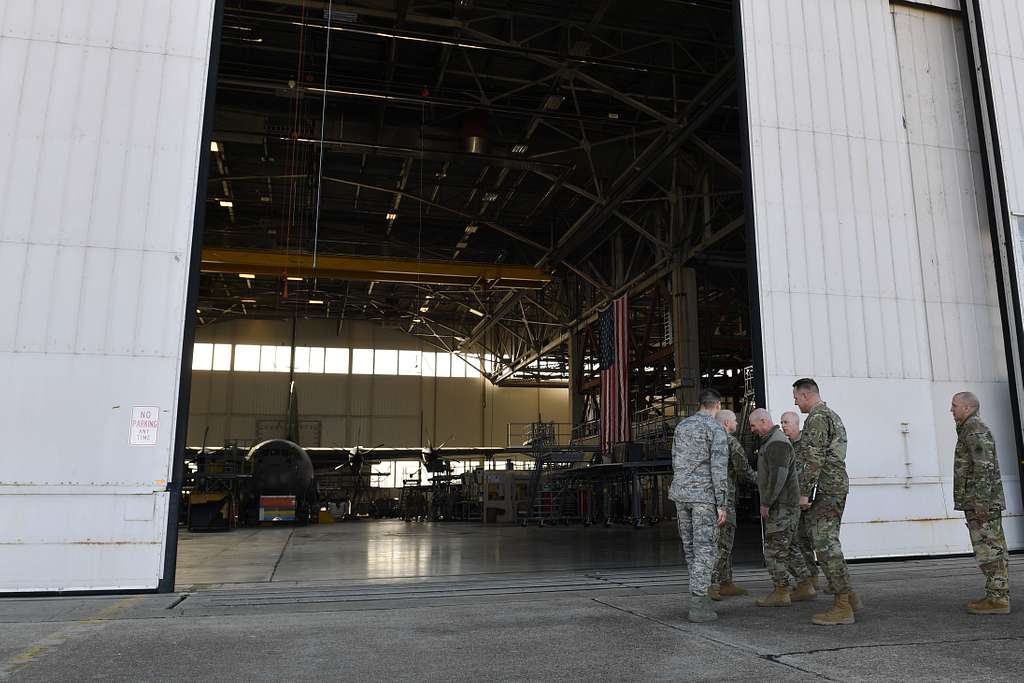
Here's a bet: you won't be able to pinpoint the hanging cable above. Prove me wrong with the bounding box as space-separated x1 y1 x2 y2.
312 0 334 274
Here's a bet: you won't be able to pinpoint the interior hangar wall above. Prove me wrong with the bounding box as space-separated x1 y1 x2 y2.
0 1 217 592
189 320 570 449
739 0 1022 558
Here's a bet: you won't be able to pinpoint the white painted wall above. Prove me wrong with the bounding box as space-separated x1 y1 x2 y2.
0 0 217 592
189 320 570 450
740 0 1022 558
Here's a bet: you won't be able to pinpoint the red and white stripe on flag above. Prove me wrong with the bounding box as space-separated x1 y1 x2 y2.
599 294 631 454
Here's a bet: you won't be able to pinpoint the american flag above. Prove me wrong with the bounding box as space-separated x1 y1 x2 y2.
599 294 631 453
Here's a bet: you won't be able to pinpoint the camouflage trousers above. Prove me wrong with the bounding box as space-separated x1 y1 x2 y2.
712 505 738 584
789 509 819 581
676 502 720 597
764 504 810 587
965 509 1010 600
806 493 852 593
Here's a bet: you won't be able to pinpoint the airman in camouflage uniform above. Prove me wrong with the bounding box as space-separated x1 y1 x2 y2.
793 378 857 625
669 388 729 623
748 409 812 607
951 392 1010 614
710 410 757 599
782 410 821 596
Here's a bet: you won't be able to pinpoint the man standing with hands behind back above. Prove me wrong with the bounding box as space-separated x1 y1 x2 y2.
951 391 1010 614
669 388 729 624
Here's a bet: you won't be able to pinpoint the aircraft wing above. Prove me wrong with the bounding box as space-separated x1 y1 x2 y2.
308 446 510 461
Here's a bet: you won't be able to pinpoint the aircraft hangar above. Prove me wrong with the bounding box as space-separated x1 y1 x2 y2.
1 0 1023 596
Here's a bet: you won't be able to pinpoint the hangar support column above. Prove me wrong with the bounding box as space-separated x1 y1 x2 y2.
567 332 587 429
671 265 700 415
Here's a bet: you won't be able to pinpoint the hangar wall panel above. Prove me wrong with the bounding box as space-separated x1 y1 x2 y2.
977 0 1024 357
978 0 1024 216
740 0 1022 558
0 0 217 592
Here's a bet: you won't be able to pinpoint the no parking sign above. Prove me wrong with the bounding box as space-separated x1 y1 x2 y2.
129 406 160 446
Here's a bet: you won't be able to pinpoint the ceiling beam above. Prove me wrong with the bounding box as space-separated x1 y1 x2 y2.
201 248 552 288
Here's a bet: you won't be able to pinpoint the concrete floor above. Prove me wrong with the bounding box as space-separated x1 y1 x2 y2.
2 555 1020 681
174 520 767 588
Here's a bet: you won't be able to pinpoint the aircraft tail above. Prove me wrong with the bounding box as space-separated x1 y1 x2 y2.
286 380 299 442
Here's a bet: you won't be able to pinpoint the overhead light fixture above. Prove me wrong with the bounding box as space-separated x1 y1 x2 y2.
239 273 255 279
465 224 478 234
544 94 564 111
286 276 303 282
482 192 498 202
424 294 434 300
241 298 256 303
468 307 484 317
456 241 468 249
607 112 619 120
196 308 202 315
308 299 324 305
210 141 220 152
385 211 398 221
511 144 528 154
419 306 429 313
219 199 233 208
413 317 422 323
325 8 358 22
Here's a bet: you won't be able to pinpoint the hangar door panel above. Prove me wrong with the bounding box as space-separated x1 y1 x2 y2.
739 0 1020 559
0 1 219 592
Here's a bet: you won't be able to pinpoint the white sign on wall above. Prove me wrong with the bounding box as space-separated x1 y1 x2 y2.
129 407 160 446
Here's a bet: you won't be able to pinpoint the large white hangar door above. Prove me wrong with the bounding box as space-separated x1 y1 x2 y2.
738 0 1022 558
0 1 217 592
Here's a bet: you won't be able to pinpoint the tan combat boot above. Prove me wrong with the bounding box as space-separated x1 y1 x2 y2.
791 578 817 602
849 590 863 612
718 581 750 597
709 584 721 602
811 591 855 625
757 585 792 607
966 597 1010 615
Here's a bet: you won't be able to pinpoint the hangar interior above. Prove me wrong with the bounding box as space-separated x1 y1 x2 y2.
177 0 758 586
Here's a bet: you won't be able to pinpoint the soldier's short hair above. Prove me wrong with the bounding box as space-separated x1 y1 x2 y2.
698 387 722 408
749 407 771 423
716 409 736 425
780 411 800 425
953 391 980 410
792 378 820 393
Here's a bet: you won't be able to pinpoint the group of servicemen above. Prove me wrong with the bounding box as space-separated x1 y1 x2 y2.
669 378 1011 624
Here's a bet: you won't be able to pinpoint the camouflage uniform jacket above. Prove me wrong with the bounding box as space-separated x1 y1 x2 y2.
791 437 807 478
668 412 728 506
726 434 756 508
757 426 801 508
798 402 849 498
953 412 1005 512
